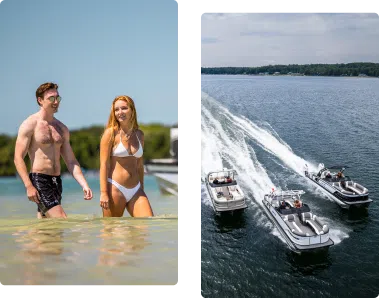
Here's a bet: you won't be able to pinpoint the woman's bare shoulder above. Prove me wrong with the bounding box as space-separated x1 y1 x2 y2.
101 127 115 141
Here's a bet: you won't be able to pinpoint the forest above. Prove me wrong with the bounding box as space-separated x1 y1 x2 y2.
201 62 379 77
0 124 172 176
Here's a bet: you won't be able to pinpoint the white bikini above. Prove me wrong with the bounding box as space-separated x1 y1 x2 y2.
108 131 143 202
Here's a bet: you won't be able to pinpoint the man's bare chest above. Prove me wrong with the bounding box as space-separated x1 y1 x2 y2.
34 122 64 145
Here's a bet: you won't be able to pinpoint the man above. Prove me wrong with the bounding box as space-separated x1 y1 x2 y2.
279 201 287 210
14 82 93 218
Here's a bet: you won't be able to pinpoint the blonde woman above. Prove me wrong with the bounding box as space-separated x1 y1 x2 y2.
99 95 153 217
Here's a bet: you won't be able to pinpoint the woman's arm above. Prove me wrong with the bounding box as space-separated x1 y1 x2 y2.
137 129 145 190
99 128 113 209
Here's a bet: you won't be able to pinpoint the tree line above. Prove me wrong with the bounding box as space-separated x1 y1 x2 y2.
0 124 173 176
201 62 379 77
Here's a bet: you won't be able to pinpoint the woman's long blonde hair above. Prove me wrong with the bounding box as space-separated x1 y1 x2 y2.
105 95 139 144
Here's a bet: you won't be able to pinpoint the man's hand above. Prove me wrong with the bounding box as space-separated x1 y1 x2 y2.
26 185 40 203
83 186 93 200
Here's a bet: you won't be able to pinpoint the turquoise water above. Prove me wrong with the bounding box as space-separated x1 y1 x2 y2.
0 174 177 285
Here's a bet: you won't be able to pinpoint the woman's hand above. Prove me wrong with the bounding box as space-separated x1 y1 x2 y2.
100 193 110 209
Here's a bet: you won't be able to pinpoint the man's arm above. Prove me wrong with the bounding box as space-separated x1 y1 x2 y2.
14 119 39 202
137 130 145 190
14 120 33 187
60 125 92 200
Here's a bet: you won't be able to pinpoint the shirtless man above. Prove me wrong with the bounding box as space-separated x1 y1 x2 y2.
14 82 93 218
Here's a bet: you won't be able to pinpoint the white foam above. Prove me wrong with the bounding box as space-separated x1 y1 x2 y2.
201 92 350 245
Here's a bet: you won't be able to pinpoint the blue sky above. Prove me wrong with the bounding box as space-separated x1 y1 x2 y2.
202 13 379 67
0 0 177 135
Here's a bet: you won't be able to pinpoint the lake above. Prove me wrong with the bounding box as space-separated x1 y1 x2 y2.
201 75 379 298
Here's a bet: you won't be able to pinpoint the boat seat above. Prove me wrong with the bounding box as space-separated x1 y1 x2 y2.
315 217 329 233
344 182 363 194
347 186 361 194
284 215 306 236
347 182 367 194
333 183 355 195
222 186 232 199
301 212 313 223
302 212 326 235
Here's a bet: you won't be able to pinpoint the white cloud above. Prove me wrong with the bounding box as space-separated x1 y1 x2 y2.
202 13 379 67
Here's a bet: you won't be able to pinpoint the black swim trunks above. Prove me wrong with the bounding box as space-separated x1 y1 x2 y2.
29 173 63 215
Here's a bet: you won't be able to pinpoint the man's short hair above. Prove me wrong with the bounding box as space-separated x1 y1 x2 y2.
35 82 59 106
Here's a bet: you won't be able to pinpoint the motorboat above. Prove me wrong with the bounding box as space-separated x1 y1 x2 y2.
203 168 248 213
304 164 371 209
145 127 178 196
262 189 334 253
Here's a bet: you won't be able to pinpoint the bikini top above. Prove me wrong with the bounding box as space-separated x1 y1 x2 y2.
112 130 143 158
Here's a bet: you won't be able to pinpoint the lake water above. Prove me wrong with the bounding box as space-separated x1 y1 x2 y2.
201 75 379 298
0 174 177 285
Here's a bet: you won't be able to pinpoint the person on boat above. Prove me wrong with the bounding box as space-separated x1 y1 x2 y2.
279 201 287 210
99 95 153 217
213 178 219 184
325 171 332 179
294 199 302 208
226 176 233 183
337 171 344 179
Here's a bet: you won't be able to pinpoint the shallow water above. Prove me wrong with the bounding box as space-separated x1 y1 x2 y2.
0 175 177 285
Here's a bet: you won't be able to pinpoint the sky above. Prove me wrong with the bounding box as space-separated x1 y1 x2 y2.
0 0 177 135
202 13 379 67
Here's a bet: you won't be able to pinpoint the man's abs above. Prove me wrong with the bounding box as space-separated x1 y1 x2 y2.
29 148 62 176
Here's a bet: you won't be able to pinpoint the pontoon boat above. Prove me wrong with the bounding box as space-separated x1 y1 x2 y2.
204 168 248 213
263 189 334 253
305 164 371 209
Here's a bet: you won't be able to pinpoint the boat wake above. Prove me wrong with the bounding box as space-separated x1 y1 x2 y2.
201 91 350 244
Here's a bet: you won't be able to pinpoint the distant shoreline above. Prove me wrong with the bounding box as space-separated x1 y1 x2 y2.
201 62 379 78
201 73 378 78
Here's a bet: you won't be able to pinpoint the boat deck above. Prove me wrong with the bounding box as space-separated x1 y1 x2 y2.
213 185 243 201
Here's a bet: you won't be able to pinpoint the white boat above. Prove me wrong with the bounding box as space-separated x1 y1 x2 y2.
305 164 371 209
262 189 334 253
153 173 178 196
203 168 248 213
145 127 178 196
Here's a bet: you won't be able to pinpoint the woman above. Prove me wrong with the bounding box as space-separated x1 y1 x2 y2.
99 95 153 217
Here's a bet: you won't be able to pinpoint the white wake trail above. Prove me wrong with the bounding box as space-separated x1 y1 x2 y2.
201 92 350 244
201 93 274 204
214 103 319 174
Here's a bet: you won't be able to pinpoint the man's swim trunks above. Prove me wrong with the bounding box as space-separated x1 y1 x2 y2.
29 173 62 215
